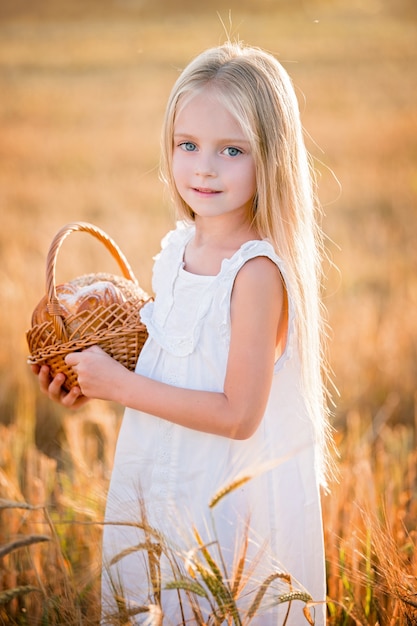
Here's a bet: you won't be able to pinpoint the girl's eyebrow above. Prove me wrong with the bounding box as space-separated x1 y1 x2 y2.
173 132 196 139
173 132 251 146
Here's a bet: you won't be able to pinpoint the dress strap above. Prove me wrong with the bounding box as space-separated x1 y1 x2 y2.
150 221 194 297
217 240 296 372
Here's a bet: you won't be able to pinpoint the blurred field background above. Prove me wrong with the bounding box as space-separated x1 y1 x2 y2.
0 0 417 623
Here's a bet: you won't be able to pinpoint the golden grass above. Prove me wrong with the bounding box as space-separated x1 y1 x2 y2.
0 2 416 624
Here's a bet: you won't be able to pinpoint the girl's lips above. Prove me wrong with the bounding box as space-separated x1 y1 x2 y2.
193 187 221 194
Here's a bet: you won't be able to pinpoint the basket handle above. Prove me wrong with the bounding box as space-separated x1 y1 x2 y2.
46 222 138 342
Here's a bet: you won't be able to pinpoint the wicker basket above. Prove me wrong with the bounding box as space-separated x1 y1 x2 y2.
27 222 151 392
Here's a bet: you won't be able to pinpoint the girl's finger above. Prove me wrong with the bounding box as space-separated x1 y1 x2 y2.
60 385 84 408
47 372 67 401
64 352 78 367
38 365 53 393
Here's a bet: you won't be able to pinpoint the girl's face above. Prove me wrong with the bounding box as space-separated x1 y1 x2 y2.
172 89 256 222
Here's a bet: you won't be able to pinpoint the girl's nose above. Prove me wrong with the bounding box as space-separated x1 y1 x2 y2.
194 153 216 177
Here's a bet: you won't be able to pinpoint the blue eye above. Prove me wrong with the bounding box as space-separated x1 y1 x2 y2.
180 142 197 152
224 147 242 157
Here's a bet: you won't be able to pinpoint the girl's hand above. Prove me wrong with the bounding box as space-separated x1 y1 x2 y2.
30 363 89 409
64 345 128 402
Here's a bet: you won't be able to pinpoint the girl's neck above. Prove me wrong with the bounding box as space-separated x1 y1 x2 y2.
193 214 259 248
184 215 260 276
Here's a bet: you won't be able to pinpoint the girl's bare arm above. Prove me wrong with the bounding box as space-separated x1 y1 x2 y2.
58 256 284 439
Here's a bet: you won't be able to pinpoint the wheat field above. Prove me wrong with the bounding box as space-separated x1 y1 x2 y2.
0 0 416 623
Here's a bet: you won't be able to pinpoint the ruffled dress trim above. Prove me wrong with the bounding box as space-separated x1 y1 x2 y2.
139 221 296 371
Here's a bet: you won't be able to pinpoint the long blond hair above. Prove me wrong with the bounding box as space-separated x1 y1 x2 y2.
160 41 333 483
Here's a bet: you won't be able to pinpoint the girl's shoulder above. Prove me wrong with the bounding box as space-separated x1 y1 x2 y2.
220 238 288 285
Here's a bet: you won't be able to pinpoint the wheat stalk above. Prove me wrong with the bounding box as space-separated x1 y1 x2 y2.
192 527 242 625
106 601 154 621
209 455 299 510
165 578 209 598
303 603 316 626
101 519 165 542
209 476 252 509
275 591 313 605
109 541 161 566
0 534 50 558
0 585 41 605
247 572 292 618
247 572 315 623
231 529 249 598
0 498 43 511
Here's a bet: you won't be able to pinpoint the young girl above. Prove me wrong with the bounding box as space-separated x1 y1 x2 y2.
35 41 331 625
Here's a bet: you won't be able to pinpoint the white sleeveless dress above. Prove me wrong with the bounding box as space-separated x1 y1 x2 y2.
101 222 326 625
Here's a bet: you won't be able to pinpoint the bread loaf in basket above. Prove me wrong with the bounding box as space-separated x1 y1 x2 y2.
27 222 151 392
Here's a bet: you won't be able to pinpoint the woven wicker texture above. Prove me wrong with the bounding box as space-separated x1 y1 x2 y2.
27 222 150 392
